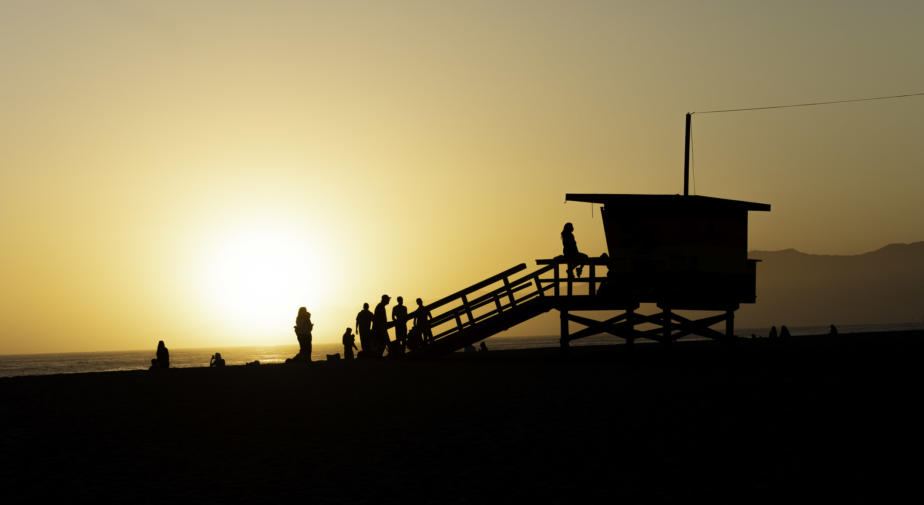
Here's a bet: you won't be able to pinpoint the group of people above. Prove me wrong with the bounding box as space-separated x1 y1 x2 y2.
289 295 435 363
150 341 227 369
153 222 588 367
289 222 590 362
750 325 792 340
348 295 433 359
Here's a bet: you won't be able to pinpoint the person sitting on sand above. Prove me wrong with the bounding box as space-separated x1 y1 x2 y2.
210 352 225 367
479 342 488 352
768 326 778 339
150 340 169 370
292 307 314 362
561 222 589 278
342 327 358 360
780 325 791 340
830 324 838 336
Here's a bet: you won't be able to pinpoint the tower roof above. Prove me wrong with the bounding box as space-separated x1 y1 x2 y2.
565 193 771 212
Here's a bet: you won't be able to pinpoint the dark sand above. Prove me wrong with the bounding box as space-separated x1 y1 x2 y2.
3 331 923 503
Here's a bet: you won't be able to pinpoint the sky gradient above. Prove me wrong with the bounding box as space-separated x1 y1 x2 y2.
2 1 923 353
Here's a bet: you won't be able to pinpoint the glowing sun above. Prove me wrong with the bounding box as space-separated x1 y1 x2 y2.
194 220 334 341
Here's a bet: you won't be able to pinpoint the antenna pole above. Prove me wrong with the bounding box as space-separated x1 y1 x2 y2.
684 112 691 196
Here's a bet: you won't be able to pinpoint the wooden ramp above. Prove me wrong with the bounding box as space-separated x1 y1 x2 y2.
401 257 744 358
402 263 556 358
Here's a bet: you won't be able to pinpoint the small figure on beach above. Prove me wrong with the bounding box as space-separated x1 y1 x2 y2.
293 307 313 362
561 222 589 278
373 294 391 357
415 298 433 345
356 303 374 354
342 327 358 360
780 325 791 340
392 296 409 351
479 342 488 352
210 352 225 367
406 325 423 351
150 340 170 369
768 326 778 339
830 324 838 336
387 340 404 360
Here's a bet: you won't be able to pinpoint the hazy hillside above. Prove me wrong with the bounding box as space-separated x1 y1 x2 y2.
737 242 924 328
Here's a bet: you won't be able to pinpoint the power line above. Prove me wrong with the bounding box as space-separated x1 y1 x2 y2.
684 90 923 195
693 91 924 115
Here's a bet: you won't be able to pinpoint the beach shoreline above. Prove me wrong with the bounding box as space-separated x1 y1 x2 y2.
2 330 921 502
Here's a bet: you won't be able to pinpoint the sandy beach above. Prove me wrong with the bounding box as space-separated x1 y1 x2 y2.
2 331 922 503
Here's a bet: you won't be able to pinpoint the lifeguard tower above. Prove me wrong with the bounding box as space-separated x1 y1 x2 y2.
547 193 770 349
393 114 770 355
391 190 769 356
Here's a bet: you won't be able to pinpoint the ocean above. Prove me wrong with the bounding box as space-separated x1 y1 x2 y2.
2 322 922 378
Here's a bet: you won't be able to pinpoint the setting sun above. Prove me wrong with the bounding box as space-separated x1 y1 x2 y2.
193 219 336 344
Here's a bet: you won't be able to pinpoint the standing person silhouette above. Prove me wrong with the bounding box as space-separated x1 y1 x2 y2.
392 296 409 351
415 298 433 345
373 294 391 357
294 307 313 362
561 222 589 278
342 328 358 360
355 303 373 354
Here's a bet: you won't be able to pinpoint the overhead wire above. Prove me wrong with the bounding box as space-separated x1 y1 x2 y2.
692 91 924 115
685 91 924 194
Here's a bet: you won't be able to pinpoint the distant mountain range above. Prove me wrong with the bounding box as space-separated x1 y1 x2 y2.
737 241 924 328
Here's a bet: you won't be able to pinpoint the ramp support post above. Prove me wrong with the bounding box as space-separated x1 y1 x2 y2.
625 307 635 349
725 308 735 340
662 306 672 347
560 309 570 355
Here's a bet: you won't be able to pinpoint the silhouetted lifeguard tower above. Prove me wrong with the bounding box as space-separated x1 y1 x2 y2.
549 193 770 348
397 114 770 355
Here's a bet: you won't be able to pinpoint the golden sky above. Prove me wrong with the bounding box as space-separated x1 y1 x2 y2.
2 1 923 353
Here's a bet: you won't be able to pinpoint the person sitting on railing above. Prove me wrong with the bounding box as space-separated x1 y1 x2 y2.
415 298 433 345
561 222 589 278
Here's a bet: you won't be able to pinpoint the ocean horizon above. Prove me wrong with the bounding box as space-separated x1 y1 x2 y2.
3 321 923 378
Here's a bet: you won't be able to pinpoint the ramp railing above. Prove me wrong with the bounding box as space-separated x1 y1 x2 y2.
394 263 556 351
534 256 613 297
